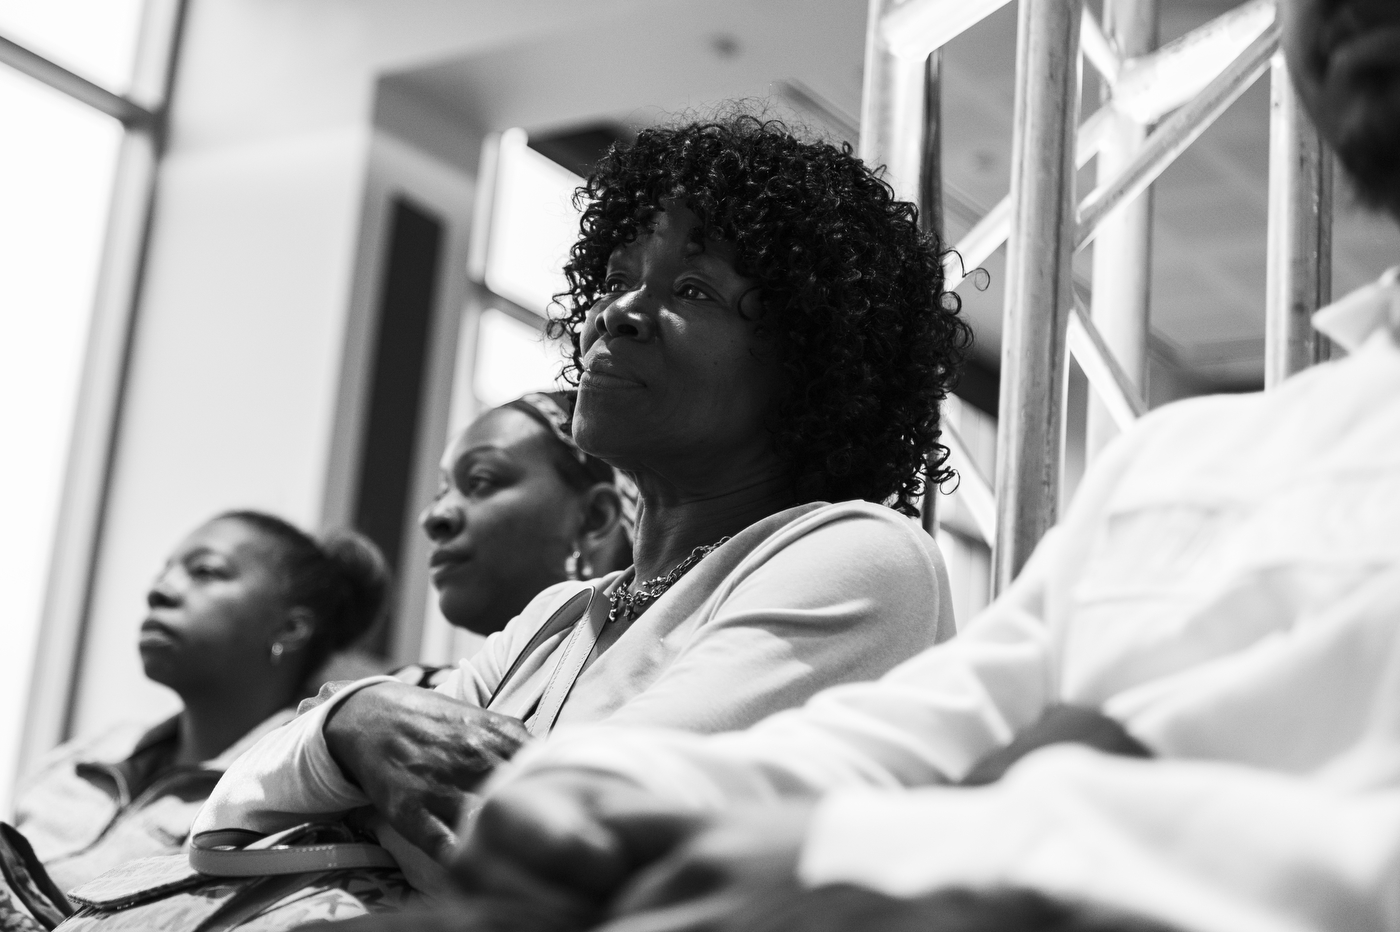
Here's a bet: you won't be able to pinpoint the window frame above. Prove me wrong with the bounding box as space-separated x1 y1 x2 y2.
3 0 189 783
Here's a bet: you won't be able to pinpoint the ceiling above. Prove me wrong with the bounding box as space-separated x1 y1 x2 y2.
383 0 1400 400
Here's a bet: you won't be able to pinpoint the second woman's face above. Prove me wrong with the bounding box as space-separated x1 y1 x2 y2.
140 518 288 693
573 203 782 486
420 408 583 634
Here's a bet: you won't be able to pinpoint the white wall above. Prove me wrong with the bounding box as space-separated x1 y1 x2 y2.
71 126 373 734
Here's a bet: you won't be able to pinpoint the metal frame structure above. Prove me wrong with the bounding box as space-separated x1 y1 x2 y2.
864 0 1333 591
7 0 190 781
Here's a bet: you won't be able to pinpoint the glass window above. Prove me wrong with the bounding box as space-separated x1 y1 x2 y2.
482 129 585 316
0 0 148 93
472 307 567 408
0 67 122 806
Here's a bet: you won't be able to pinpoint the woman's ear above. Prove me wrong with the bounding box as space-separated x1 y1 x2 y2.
272 606 317 656
579 484 624 546
577 484 630 578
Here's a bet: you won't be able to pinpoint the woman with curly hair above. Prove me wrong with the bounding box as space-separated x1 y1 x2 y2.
191 113 970 878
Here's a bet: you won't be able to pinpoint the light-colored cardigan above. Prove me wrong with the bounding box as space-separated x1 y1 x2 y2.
194 500 953 837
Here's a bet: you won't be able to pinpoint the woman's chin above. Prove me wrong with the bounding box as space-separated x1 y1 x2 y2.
139 651 183 690
437 589 499 635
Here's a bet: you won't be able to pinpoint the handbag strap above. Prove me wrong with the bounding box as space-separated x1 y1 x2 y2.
189 826 398 877
485 585 596 710
527 584 608 737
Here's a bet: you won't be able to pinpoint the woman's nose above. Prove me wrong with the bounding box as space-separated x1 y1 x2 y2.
420 498 465 542
596 288 657 342
146 572 180 609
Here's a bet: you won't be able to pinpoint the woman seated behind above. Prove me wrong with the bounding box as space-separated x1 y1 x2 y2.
12 512 388 891
195 112 972 865
391 390 634 689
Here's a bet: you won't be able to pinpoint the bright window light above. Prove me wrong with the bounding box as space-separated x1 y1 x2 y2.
0 0 147 93
0 68 122 807
483 129 585 317
472 308 568 408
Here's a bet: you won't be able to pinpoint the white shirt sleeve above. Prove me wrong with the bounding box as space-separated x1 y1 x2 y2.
489 534 1058 807
800 746 1400 932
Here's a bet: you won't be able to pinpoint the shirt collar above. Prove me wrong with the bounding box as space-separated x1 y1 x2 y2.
1313 267 1400 353
204 707 298 770
89 707 298 772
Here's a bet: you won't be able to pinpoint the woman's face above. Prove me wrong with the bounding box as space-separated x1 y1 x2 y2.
420 408 584 634
140 518 288 694
573 202 783 487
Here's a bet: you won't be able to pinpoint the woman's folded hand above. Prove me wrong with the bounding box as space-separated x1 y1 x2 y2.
451 771 704 923
324 681 531 860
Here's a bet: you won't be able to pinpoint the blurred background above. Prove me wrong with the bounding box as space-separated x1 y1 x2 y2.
2 0 1397 809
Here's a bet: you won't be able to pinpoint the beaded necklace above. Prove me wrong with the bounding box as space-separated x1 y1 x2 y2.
607 536 732 625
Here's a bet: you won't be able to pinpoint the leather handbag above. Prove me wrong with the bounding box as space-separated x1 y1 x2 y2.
0 822 73 931
53 585 602 931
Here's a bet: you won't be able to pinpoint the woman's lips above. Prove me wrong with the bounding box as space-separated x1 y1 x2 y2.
581 368 645 390
139 619 179 648
428 550 471 580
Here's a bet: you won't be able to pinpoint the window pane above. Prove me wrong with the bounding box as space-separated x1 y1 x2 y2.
0 67 122 807
484 129 584 316
472 308 567 408
0 0 147 94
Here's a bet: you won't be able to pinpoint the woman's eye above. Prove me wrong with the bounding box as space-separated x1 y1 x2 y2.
189 562 224 580
465 475 498 495
602 277 629 294
677 282 711 301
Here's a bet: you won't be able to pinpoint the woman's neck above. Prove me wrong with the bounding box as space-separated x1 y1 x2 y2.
173 682 290 765
630 470 796 583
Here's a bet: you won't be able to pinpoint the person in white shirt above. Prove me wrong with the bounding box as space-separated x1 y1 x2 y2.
434 2 1400 930
191 114 970 873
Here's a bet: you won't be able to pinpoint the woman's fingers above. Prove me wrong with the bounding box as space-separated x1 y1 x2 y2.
612 849 727 916
610 805 813 917
452 843 600 924
388 801 461 864
462 779 633 897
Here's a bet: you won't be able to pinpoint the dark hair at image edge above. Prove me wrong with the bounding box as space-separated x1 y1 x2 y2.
217 511 391 679
550 111 973 515
1312 0 1400 218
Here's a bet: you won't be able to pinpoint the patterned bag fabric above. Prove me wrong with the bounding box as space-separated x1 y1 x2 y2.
0 823 73 932
54 823 412 932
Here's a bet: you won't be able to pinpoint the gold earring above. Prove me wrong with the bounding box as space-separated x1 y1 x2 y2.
270 642 285 665
565 550 582 581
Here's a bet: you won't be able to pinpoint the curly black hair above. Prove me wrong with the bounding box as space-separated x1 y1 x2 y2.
550 113 973 515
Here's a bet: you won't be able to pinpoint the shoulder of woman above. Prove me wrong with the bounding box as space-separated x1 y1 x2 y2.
767 500 932 556
734 500 943 590
17 720 161 788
